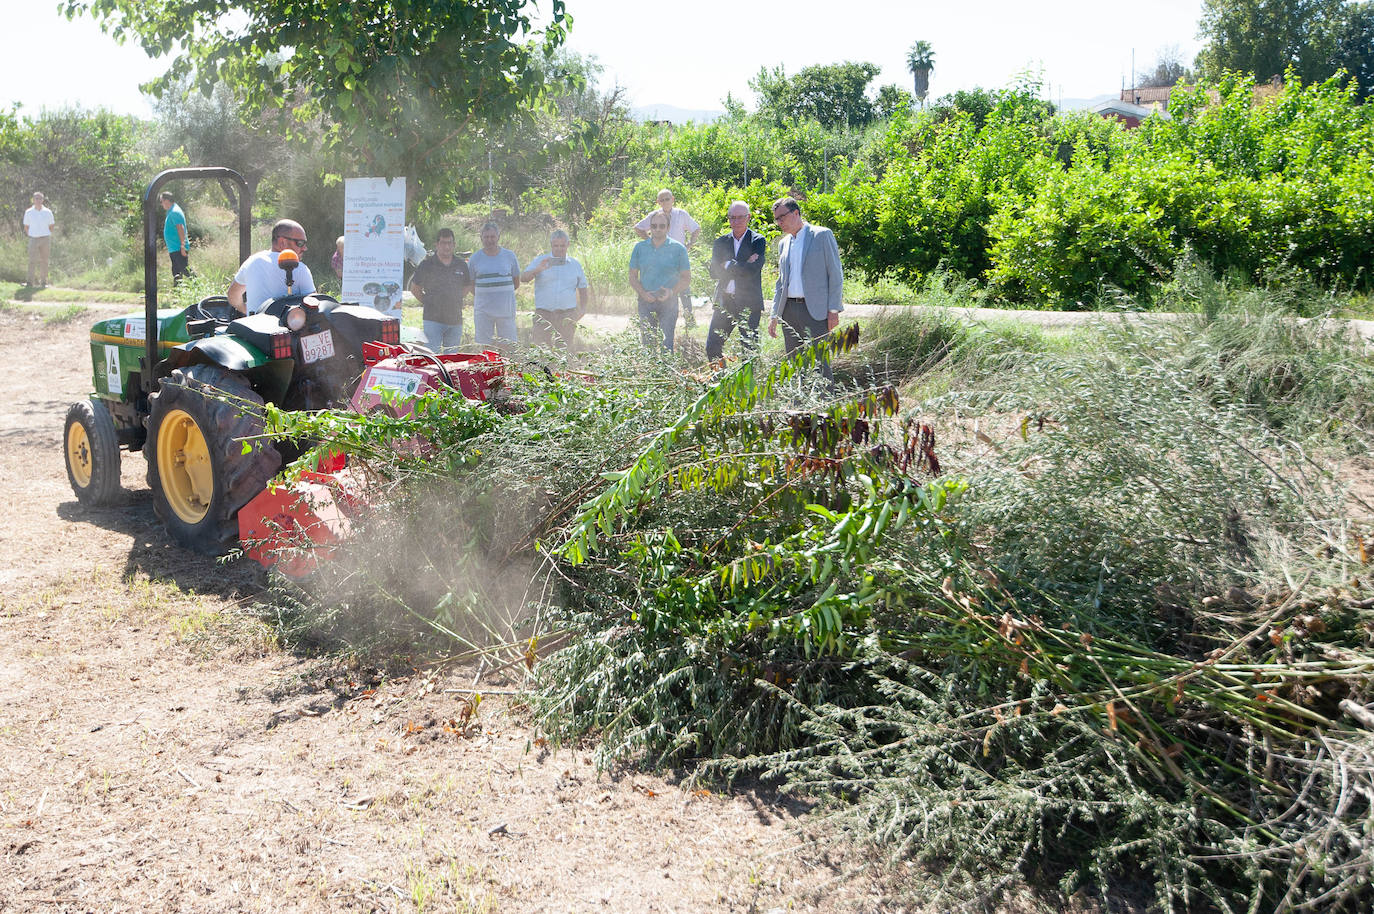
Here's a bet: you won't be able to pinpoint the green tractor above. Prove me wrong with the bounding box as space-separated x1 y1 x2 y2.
63 167 400 554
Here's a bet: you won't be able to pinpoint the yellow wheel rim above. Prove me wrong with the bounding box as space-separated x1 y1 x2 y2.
157 408 213 524
67 421 94 488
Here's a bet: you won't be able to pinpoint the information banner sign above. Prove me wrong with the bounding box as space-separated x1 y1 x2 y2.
343 177 406 316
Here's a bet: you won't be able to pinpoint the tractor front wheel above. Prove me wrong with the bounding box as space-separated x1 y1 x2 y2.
64 398 121 506
145 364 281 555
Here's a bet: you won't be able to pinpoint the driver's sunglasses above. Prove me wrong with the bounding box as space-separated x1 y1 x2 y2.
280 235 308 250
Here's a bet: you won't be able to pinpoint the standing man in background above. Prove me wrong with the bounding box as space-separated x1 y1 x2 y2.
767 197 843 379
409 227 470 353
628 211 692 351
706 200 766 364
467 221 521 346
159 191 190 286
635 189 700 328
521 229 590 352
22 191 55 288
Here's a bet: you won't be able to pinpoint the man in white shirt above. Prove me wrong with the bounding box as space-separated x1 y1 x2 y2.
521 229 590 351
226 219 317 314
22 192 56 288
635 189 700 328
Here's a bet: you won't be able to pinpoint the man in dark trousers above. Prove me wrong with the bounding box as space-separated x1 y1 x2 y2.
706 200 767 365
159 191 190 286
767 196 844 378
408 227 471 352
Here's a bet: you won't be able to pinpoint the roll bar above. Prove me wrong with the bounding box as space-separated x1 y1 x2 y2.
141 167 253 392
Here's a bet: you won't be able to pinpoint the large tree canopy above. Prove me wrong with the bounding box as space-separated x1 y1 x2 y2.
1195 0 1347 83
750 61 885 130
64 0 569 201
1330 1 1374 98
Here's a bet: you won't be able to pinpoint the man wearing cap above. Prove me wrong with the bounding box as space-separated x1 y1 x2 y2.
227 219 316 314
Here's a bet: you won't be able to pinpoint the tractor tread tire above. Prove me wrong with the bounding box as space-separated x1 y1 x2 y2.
145 364 281 555
64 398 121 506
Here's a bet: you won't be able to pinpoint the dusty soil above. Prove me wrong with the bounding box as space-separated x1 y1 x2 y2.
0 304 874 914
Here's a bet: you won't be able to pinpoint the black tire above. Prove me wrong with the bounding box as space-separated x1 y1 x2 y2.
64 398 121 506
145 364 281 555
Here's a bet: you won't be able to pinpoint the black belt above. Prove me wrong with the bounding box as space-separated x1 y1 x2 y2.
786 297 806 304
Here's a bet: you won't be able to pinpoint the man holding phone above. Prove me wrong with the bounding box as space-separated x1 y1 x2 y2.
521 229 590 351
628 211 691 351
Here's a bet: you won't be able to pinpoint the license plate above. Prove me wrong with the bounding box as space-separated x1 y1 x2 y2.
300 329 335 364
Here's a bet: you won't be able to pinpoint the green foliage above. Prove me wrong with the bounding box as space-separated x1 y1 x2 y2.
66 0 568 204
1196 0 1349 84
244 281 1374 912
822 72 1374 305
0 106 156 226
750 61 887 130
1332 2 1374 99
149 78 294 197
530 307 1374 911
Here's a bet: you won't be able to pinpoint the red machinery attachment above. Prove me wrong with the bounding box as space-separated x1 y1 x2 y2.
351 344 506 415
238 462 364 579
241 345 506 577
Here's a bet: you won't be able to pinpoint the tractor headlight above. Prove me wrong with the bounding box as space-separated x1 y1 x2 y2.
285 306 307 332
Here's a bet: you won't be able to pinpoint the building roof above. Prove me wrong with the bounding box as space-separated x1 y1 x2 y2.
1091 99 1164 120
1121 86 1178 106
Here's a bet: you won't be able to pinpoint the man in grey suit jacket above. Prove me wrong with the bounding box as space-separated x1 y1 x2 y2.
767 197 843 375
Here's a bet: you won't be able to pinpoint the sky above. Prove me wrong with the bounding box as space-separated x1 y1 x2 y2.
4 0 1206 119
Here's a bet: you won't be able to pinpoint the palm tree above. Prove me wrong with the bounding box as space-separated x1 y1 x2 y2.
906 40 935 106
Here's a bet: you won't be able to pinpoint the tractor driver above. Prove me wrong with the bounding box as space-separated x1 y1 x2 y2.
227 219 317 314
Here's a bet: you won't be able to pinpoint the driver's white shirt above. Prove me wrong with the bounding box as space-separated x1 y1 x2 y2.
234 250 316 313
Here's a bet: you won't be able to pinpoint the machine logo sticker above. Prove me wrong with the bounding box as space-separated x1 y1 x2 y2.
122 318 146 341
366 368 423 397
105 345 121 393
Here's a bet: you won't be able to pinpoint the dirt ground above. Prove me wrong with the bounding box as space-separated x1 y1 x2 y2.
0 304 880 914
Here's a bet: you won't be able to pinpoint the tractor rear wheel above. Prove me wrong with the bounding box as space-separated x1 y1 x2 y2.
64 398 121 506
145 364 281 555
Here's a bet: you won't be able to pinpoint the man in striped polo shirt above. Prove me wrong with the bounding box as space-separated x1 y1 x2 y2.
467 221 521 345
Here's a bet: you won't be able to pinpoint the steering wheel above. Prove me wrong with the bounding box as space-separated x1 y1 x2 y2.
189 295 235 323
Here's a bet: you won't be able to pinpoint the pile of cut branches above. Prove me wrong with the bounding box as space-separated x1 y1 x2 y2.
258 308 1374 912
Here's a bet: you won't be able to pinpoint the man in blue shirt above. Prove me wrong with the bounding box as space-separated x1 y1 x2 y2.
628 211 691 351
521 229 589 352
159 191 190 286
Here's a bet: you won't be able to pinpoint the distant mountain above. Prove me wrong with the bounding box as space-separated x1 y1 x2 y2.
630 103 724 125
1058 93 1118 112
